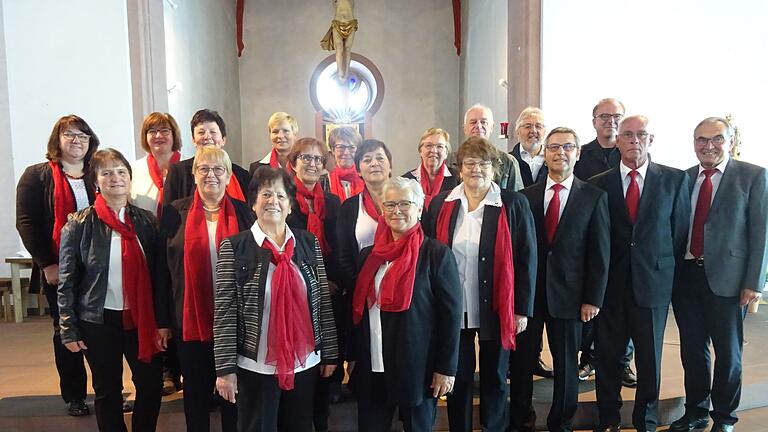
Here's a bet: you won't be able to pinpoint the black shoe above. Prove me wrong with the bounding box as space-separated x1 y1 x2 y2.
621 365 637 387
669 413 709 431
578 362 595 381
710 423 734 432
593 426 620 432
533 357 554 378
67 399 90 416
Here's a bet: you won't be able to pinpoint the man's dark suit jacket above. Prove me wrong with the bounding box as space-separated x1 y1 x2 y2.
510 143 548 188
685 159 768 296
590 162 690 307
521 177 610 318
163 157 251 206
573 139 621 181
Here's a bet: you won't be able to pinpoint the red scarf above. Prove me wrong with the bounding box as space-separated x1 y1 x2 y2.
435 199 517 350
182 192 240 342
361 186 381 220
329 166 364 202
49 161 76 256
226 174 246 202
263 237 315 390
268 148 281 168
295 177 330 255
352 219 424 324
147 151 181 215
93 195 159 362
419 162 446 209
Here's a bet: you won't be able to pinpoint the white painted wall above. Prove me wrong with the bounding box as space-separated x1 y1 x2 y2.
542 0 768 169
164 0 242 163
0 1 18 277
239 0 459 176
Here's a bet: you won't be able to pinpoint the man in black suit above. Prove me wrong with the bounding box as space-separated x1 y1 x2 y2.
573 98 636 387
510 127 610 432
591 115 690 432
669 117 768 432
510 107 548 188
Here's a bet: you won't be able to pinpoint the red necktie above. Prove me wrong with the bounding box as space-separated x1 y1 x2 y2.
690 169 717 258
544 183 564 245
625 170 640 224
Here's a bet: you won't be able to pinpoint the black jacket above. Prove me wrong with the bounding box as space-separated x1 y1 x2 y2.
510 143 548 187
57 204 163 343
155 196 255 329
287 191 342 285
163 158 251 206
573 139 621 181
350 237 462 407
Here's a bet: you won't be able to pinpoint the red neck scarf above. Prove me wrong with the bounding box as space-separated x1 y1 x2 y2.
361 186 381 220
268 148 281 168
352 219 424 324
295 177 330 255
329 166 364 202
147 151 181 215
226 174 246 202
435 198 517 350
262 236 315 390
420 162 446 209
183 191 240 341
93 195 159 362
49 161 76 255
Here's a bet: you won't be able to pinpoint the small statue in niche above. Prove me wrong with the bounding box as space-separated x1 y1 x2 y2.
320 0 357 82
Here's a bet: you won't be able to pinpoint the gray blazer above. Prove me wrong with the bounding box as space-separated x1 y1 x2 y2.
686 158 768 296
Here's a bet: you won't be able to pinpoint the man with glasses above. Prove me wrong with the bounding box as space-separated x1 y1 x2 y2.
669 118 767 432
510 107 549 188
511 127 610 432
463 104 524 191
590 115 690 432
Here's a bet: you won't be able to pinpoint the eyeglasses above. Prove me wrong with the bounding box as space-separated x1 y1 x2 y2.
695 135 726 147
422 143 447 152
545 143 577 152
520 123 545 131
147 128 172 136
297 154 324 165
334 144 357 154
619 131 651 141
382 200 416 213
594 113 624 122
61 132 91 142
196 166 227 176
462 160 493 170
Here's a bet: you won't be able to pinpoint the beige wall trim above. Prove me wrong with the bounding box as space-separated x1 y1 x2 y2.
507 0 542 131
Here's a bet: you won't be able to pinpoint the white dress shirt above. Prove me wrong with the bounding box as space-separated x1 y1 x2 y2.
355 194 378 251
520 145 546 181
685 155 729 259
445 182 502 329
619 159 649 197
368 262 392 372
543 174 575 221
237 222 321 374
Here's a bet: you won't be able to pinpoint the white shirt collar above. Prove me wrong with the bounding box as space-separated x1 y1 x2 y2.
697 154 730 176
250 220 295 251
258 152 271 164
619 158 649 180
546 173 575 191
445 182 502 208
520 144 544 159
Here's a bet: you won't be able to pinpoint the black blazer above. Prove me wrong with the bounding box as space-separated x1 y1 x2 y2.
573 139 621 181
350 238 462 407
401 166 459 192
155 196 256 329
520 177 610 319
287 191 342 284
590 163 690 308
16 161 97 269
510 143 548 187
424 187 537 340
163 157 251 206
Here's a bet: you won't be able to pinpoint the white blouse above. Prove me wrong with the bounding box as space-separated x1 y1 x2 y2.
67 177 89 211
368 262 392 372
130 155 161 215
355 194 378 251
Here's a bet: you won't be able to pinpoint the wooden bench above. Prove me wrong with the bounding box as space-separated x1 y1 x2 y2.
0 277 35 321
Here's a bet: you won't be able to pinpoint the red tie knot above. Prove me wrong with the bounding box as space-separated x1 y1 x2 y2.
628 170 639 180
551 183 565 193
702 168 717 179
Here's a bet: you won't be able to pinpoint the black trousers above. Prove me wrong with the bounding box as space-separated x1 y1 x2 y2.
595 287 668 431
580 322 634 368
79 310 163 432
312 290 348 431
44 281 88 403
176 339 237 432
672 261 746 425
357 370 437 432
447 329 509 432
237 365 318 432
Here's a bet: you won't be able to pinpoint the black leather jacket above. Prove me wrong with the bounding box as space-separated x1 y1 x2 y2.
57 204 164 344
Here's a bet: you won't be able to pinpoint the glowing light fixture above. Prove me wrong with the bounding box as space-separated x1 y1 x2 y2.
315 60 377 123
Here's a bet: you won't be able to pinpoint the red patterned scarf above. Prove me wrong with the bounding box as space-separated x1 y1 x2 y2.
182 192 240 341
329 166 364 202
263 236 315 390
435 198 517 350
147 151 181 215
352 219 424 324
295 177 330 255
420 162 446 209
93 195 159 362
49 161 76 255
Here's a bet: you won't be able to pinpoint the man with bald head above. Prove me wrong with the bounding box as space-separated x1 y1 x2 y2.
574 98 625 180
670 118 767 432
590 115 690 432
463 104 524 191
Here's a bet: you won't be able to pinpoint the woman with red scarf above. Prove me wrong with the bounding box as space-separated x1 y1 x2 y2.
58 149 168 431
214 167 338 432
156 146 255 432
424 136 537 432
131 112 182 216
350 176 461 432
15 115 100 417
249 111 299 175
402 128 457 209
286 138 342 432
327 126 364 202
